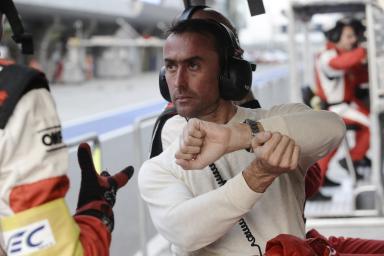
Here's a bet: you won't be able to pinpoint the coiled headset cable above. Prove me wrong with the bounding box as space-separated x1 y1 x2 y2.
183 118 262 255
208 163 262 255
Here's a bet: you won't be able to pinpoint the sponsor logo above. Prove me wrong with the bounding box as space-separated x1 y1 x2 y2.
38 126 66 152
3 220 56 256
42 130 63 146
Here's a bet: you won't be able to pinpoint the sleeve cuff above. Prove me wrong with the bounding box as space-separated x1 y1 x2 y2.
225 172 262 212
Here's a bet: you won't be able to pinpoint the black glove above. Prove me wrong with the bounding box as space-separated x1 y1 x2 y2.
75 142 134 232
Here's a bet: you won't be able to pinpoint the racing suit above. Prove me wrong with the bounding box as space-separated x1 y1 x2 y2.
0 63 132 256
315 42 370 177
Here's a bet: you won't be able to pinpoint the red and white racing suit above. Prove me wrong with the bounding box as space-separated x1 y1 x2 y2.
315 43 370 176
0 62 111 256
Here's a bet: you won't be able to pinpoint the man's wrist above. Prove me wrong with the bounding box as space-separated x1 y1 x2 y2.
75 200 114 232
226 120 264 153
226 123 254 152
242 167 276 193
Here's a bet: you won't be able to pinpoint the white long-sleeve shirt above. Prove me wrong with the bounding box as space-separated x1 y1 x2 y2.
138 103 345 255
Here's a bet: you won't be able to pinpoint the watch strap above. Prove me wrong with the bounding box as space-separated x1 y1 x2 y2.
243 119 260 153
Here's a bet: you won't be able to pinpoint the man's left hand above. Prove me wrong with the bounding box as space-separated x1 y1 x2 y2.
75 142 134 232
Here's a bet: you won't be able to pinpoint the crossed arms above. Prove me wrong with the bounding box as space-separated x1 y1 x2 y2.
138 103 346 251
175 118 301 192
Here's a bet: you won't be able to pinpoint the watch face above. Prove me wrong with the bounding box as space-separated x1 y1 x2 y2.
245 119 259 135
244 119 259 153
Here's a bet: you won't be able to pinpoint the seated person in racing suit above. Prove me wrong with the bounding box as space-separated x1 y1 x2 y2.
315 18 370 182
0 2 133 255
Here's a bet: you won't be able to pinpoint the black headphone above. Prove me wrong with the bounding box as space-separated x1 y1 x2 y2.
179 5 207 21
159 6 256 102
325 21 345 43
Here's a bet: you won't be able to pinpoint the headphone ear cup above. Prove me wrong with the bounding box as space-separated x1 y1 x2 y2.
334 29 342 42
326 21 344 43
219 58 252 101
179 5 207 21
218 75 232 101
330 28 341 43
159 66 171 102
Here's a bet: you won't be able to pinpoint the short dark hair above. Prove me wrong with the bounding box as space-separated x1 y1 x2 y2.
178 6 244 57
325 18 365 43
166 19 236 70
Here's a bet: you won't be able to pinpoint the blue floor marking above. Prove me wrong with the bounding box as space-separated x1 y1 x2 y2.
63 101 166 140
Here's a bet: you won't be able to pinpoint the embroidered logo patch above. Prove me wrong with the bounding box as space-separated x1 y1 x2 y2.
3 220 56 256
38 126 66 152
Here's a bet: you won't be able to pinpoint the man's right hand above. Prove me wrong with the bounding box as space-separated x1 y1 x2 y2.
243 132 301 193
175 118 232 170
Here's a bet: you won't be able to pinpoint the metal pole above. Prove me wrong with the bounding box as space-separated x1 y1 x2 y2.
303 22 311 88
366 3 384 215
287 2 300 103
133 112 163 256
133 120 148 256
65 132 103 172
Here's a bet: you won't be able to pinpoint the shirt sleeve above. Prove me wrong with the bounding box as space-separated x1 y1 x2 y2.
257 103 346 173
328 47 366 70
138 146 263 252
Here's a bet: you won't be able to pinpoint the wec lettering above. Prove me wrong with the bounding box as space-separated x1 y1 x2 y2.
8 226 43 254
4 220 55 256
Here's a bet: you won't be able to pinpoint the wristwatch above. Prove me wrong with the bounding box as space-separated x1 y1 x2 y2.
243 119 262 153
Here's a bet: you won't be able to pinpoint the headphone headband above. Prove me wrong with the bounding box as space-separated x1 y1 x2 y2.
179 5 208 21
205 19 237 58
180 5 242 53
